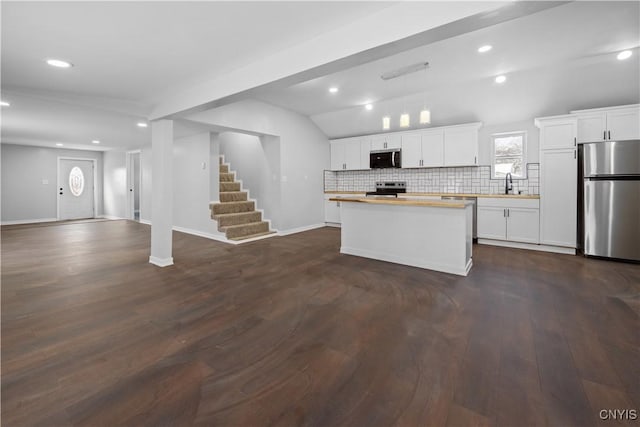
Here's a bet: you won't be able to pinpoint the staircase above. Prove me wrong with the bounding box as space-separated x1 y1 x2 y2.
210 157 274 241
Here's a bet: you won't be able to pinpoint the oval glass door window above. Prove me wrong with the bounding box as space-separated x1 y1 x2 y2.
69 166 85 197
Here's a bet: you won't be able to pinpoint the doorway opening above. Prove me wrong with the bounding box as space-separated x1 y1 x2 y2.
57 157 97 220
126 151 141 221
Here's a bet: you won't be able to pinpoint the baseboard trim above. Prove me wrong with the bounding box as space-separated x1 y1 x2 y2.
1 217 58 226
478 239 576 255
139 219 151 225
100 215 125 220
172 225 227 242
278 223 325 236
324 222 341 228
149 256 174 267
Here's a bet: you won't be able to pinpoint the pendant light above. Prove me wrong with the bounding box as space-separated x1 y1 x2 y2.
399 74 410 128
419 67 431 125
382 116 391 130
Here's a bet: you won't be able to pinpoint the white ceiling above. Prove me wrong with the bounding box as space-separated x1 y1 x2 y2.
253 1 640 138
1 1 393 150
1 1 639 149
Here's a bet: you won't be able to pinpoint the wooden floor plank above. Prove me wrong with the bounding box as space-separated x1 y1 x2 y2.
1 220 639 426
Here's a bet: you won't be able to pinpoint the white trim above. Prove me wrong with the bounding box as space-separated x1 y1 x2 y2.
278 223 326 236
139 218 151 225
149 256 174 267
172 225 227 242
325 222 341 228
478 238 576 254
99 215 125 220
1 217 58 226
57 157 98 220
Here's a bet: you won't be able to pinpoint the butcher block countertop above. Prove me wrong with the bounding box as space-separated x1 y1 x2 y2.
325 191 539 199
328 197 473 209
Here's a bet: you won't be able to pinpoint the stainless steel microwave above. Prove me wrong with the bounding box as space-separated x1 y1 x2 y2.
370 149 401 169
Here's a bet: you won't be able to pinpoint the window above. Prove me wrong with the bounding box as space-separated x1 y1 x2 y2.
69 166 85 197
492 131 526 179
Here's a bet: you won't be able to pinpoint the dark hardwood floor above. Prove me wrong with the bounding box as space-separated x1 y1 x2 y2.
2 220 639 426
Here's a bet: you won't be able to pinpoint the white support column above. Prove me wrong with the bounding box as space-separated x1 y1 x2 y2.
149 119 174 267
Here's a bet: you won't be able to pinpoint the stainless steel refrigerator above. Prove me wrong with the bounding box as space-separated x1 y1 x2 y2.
581 140 640 262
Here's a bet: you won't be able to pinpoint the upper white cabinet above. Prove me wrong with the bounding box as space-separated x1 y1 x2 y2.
535 116 577 150
371 134 401 150
330 137 364 171
330 122 481 170
401 130 445 168
443 124 481 166
535 115 577 249
573 105 640 143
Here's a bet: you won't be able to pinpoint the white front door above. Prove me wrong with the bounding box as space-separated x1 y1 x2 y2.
59 159 94 220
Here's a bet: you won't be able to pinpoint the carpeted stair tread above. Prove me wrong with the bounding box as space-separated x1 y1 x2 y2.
220 172 235 182
219 191 248 202
225 221 270 239
219 164 229 173
211 200 255 215
220 182 241 192
213 210 262 225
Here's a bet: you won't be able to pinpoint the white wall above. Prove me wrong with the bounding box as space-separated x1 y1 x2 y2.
1 143 104 223
218 132 281 228
103 150 127 219
187 99 329 232
172 132 220 236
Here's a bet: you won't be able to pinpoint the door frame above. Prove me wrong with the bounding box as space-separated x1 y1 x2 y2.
57 157 98 220
126 150 142 220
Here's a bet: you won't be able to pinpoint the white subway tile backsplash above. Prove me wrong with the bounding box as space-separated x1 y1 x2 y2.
325 164 540 195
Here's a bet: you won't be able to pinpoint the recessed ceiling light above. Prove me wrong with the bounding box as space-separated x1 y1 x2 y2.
0 100 9 107
365 104 373 111
495 75 507 84
617 50 632 60
137 122 148 128
46 59 73 68
56 143 64 147
478 45 493 53
329 87 339 94
92 140 100 144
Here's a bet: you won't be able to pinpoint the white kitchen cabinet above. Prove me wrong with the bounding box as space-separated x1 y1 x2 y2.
539 148 577 247
330 137 363 171
402 130 445 168
535 115 577 249
477 206 507 240
360 137 371 169
371 134 401 150
573 105 640 143
477 198 540 244
443 124 480 166
400 132 423 168
536 116 577 150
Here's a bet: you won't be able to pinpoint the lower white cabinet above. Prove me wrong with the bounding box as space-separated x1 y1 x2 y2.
477 198 540 244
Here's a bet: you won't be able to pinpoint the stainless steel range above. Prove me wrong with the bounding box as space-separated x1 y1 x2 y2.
366 181 407 197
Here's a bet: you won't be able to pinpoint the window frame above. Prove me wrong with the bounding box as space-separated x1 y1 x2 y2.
491 131 527 179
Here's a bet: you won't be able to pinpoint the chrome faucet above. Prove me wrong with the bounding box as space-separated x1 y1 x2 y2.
505 172 513 195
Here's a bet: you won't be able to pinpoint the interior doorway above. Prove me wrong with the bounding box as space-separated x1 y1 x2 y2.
57 158 96 220
126 151 141 221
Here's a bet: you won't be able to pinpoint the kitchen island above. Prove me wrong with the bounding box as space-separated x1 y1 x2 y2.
330 197 474 276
